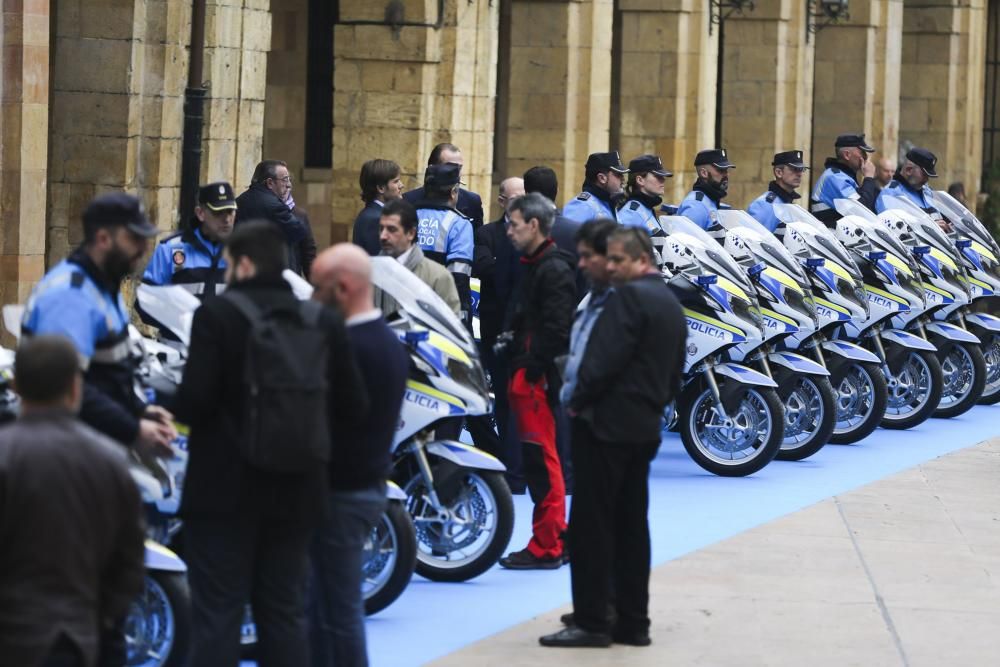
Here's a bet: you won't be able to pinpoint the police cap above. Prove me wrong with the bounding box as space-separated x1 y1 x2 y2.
424 162 464 189
585 151 628 174
198 181 237 211
905 147 938 178
82 193 158 238
628 154 672 178
835 133 876 153
694 148 735 169
772 150 809 169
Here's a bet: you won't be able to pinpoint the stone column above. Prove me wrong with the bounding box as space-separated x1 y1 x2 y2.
500 0 613 208
719 1 814 207
616 0 718 204
47 0 190 263
810 0 903 177
899 0 987 194
0 0 49 310
332 0 500 242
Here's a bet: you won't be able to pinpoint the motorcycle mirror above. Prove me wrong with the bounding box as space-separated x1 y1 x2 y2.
913 246 932 256
747 263 766 277
805 257 825 269
404 330 430 346
696 274 718 286
955 239 972 250
867 251 887 261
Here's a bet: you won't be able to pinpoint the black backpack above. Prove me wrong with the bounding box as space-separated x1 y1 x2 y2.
223 291 331 473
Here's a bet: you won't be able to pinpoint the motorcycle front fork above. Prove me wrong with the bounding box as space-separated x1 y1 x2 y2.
408 434 450 520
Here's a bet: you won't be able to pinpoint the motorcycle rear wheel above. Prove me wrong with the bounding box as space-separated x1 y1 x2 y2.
679 384 784 477
124 571 191 667
364 501 417 615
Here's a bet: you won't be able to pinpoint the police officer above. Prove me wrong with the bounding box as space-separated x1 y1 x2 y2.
143 182 236 297
677 148 735 237
875 147 939 215
810 133 879 226
413 162 475 321
563 152 628 224
618 154 673 234
746 150 809 234
21 193 176 456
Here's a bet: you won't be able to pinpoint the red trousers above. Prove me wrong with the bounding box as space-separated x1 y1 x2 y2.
508 368 567 559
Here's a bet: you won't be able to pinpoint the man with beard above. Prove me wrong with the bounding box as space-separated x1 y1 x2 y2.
22 193 176 457
746 150 810 234
563 152 629 224
875 147 940 217
810 133 879 226
143 181 236 297
676 149 735 239
617 155 673 234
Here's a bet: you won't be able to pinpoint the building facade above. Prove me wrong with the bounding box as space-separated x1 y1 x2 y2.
0 0 991 306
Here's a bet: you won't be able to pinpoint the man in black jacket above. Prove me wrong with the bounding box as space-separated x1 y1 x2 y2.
498 192 576 570
403 142 484 229
308 244 408 667
174 221 369 667
541 227 685 649
235 159 309 271
353 159 404 256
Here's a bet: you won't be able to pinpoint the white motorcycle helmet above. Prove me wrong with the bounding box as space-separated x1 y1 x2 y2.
876 208 919 247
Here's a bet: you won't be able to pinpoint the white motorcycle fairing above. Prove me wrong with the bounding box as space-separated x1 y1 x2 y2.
925 321 981 345
713 362 778 387
425 440 506 472
767 351 829 376
821 340 881 364
966 312 1000 333
879 328 938 352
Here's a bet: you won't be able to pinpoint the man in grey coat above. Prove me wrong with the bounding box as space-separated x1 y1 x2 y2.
0 335 145 666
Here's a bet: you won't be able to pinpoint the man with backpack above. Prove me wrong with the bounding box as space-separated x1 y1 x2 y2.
173 220 369 667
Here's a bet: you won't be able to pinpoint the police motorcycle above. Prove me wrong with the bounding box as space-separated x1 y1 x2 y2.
134 281 419 619
771 204 892 443
827 200 944 430
871 195 987 418
657 216 786 477
0 309 192 667
365 258 515 582
928 190 1000 405
714 210 836 461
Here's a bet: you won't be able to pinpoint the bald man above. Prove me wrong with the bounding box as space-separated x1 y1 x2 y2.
308 244 409 667
875 156 895 189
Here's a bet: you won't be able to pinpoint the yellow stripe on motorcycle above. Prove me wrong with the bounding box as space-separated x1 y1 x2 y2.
760 307 797 326
406 380 466 408
683 308 745 336
427 331 472 366
716 276 750 302
145 540 179 558
968 276 991 290
928 248 958 271
920 282 953 299
884 253 915 276
762 267 803 293
824 260 853 281
864 284 909 305
813 297 851 315
971 241 997 263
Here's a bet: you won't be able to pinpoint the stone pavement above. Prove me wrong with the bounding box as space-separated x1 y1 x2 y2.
430 438 1000 667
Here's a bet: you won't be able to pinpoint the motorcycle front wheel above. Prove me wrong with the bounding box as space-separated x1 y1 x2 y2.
124 571 191 667
363 501 417 615
775 375 836 461
679 384 784 477
881 348 943 430
934 341 986 418
404 470 514 582
977 332 1000 405
829 361 888 444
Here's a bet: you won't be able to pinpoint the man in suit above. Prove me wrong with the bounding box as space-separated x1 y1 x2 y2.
541 227 685 648
234 159 309 272
352 159 404 256
403 142 485 230
0 335 145 667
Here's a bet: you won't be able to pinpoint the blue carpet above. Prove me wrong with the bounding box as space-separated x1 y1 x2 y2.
241 404 997 666
365 404 998 666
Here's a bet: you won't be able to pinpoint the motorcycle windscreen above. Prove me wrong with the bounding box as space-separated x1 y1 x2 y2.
716 210 811 286
878 195 957 251
135 285 200 346
370 256 476 356
772 203 863 279
659 215 755 295
833 198 879 223
933 190 1000 253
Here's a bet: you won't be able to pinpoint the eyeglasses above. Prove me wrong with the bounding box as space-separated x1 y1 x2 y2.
271 175 292 184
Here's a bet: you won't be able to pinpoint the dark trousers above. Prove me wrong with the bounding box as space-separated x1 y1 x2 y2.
185 514 315 667
42 635 83 667
483 346 523 484
568 417 658 635
308 484 387 667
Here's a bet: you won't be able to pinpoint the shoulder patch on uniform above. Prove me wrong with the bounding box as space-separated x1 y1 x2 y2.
629 201 640 210
576 192 591 201
70 272 85 288
172 249 186 267
765 192 777 203
695 192 705 201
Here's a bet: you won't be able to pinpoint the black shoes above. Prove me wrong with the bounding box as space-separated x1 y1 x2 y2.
539 626 612 648
557 613 650 647
498 548 563 570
